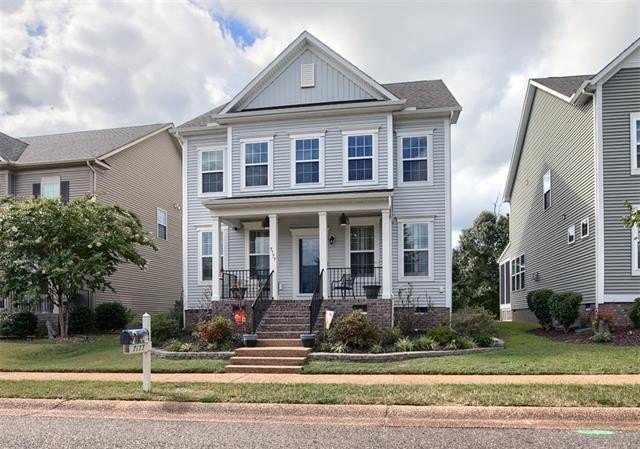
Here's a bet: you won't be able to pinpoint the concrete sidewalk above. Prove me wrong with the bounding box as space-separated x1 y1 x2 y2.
1 372 640 384
1 398 640 430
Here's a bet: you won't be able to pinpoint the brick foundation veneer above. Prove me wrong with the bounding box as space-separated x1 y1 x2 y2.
598 303 635 328
393 307 450 331
185 300 255 335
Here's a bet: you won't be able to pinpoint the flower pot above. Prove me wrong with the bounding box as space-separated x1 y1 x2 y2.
300 333 316 348
243 334 258 347
363 285 381 300
231 287 247 300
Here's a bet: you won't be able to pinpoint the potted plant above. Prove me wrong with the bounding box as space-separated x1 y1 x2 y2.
230 285 247 300
300 333 316 348
363 285 381 299
243 334 258 347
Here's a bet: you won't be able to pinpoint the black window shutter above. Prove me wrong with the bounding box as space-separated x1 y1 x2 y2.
61 181 70 204
32 183 41 198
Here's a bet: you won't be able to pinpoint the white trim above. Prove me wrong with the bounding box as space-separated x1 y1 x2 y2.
589 37 640 86
595 85 605 304
290 133 325 189
342 129 379 186
181 137 188 313
269 214 279 300
226 127 233 197
344 216 381 267
530 80 573 103
630 112 640 175
381 209 392 299
632 207 640 277
98 125 173 161
197 146 226 198
386 114 394 189
397 130 434 187
156 207 167 240
444 118 452 309
567 225 576 244
240 137 274 192
318 212 329 296
211 217 221 300
397 217 434 282
580 217 590 239
290 227 320 299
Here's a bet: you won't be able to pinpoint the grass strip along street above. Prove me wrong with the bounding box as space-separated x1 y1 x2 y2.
1 381 640 407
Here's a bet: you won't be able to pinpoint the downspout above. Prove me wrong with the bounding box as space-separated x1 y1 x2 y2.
86 160 97 196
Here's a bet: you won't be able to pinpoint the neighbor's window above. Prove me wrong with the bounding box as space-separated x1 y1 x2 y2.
243 141 270 188
200 149 224 194
346 134 374 182
401 136 429 182
350 225 375 276
401 221 431 278
41 176 61 199
568 225 576 244
511 254 526 292
631 112 640 174
543 170 551 210
249 230 270 277
294 138 321 185
581 218 590 238
157 208 167 240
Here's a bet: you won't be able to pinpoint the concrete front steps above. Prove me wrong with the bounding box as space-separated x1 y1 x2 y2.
224 339 311 374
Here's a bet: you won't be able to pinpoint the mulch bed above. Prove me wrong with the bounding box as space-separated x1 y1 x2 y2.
532 327 640 346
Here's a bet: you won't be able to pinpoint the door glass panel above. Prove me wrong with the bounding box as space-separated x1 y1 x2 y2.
299 238 319 294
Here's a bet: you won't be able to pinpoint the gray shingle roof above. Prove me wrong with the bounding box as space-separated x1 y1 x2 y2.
16 123 170 164
532 75 593 98
0 132 29 162
178 79 460 130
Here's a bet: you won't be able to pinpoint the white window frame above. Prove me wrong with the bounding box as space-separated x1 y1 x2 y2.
499 259 511 308
41 176 61 199
198 147 226 197
632 205 640 276
581 218 590 239
342 129 379 186
157 208 167 240
240 137 274 191
630 112 640 175
344 217 381 270
567 225 576 244
398 217 434 281
290 132 325 188
543 170 551 210
197 225 227 286
243 221 270 272
511 254 526 292
397 130 433 186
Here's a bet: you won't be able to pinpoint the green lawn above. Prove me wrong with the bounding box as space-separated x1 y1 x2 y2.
304 322 640 374
1 380 639 407
0 336 226 373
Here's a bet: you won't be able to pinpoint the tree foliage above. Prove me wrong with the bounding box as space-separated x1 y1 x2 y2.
622 201 640 229
0 197 156 337
452 210 509 315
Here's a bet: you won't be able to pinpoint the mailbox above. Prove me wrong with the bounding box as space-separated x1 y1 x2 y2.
120 328 149 354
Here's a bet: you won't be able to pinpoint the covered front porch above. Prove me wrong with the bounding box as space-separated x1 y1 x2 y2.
204 191 393 303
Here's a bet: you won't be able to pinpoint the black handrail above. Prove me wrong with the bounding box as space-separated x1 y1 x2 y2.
251 270 273 334
309 269 324 334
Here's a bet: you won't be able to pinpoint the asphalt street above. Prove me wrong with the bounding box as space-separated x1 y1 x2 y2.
0 415 639 449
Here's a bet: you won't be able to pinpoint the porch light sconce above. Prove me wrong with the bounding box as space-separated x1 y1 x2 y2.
261 216 270 229
339 213 349 226
329 234 335 245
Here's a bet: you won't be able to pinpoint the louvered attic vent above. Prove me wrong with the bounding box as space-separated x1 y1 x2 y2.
300 63 315 88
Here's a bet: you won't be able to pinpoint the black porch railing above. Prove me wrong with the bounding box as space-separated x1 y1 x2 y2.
221 269 270 300
327 267 383 299
0 294 54 314
251 270 273 334
309 269 324 333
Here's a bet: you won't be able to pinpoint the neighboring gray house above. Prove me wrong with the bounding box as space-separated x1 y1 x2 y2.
499 37 640 325
177 31 461 335
0 123 183 317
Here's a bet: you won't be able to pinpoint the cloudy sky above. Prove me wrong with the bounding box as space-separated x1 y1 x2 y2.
1 0 639 243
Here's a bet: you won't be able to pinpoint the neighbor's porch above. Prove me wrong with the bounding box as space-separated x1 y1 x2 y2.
204 191 393 302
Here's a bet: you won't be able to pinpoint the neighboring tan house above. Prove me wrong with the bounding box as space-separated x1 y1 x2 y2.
499 37 640 325
0 123 183 318
177 31 461 337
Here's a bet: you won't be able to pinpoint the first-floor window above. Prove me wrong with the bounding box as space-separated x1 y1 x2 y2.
350 225 375 276
41 176 61 199
157 208 167 240
499 262 511 305
200 231 213 282
401 221 430 278
249 230 270 277
633 225 640 275
568 225 576 244
511 254 526 291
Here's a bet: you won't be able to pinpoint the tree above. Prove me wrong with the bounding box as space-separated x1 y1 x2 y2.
0 197 156 338
453 210 509 315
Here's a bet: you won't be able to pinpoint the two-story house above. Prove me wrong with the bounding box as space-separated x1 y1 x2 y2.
499 37 640 325
0 123 183 318
177 31 461 336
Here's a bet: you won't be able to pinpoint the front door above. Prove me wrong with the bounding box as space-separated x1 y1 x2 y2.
298 237 319 295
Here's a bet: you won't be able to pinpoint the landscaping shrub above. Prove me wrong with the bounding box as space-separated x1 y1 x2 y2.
68 306 95 334
197 315 233 346
591 332 612 344
413 335 437 351
165 339 182 352
330 342 347 353
394 337 415 352
527 289 554 330
550 292 583 332
151 313 178 345
591 310 615 333
327 311 380 351
379 327 402 346
395 286 420 336
446 336 477 350
629 298 640 329
473 335 494 348
450 307 496 341
426 325 457 346
95 302 131 332
0 311 38 337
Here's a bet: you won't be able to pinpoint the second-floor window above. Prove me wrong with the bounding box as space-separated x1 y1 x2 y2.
401 135 430 183
41 176 61 199
292 136 323 186
631 112 640 175
343 131 377 184
581 218 590 238
242 139 272 190
543 170 551 210
200 148 224 195
157 208 167 240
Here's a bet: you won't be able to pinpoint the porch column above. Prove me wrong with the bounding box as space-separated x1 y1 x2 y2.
381 209 392 299
211 216 222 301
318 211 329 296
269 214 279 300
